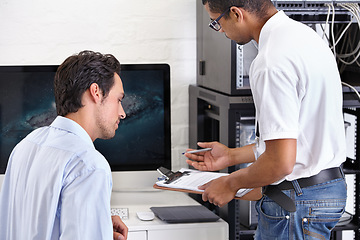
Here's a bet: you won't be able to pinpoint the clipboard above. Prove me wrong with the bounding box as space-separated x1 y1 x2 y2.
153 184 264 201
154 167 255 199
153 184 244 199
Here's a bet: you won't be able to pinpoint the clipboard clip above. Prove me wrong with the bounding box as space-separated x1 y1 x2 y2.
157 167 190 184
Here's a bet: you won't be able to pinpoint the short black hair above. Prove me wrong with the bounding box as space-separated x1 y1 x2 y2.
202 0 273 18
54 50 121 116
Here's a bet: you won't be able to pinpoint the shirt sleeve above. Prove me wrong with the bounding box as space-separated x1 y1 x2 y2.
251 68 303 141
59 166 113 240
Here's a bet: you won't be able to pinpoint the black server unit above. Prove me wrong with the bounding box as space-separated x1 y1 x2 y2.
196 0 257 96
189 85 256 240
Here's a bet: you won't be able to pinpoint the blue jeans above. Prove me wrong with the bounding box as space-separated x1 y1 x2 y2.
254 177 347 240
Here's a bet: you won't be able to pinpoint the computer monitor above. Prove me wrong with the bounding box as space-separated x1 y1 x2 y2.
0 64 171 191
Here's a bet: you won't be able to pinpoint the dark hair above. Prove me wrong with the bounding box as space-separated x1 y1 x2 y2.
202 0 273 18
54 50 121 116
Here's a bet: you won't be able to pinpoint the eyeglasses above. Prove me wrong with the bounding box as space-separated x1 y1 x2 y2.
209 8 230 31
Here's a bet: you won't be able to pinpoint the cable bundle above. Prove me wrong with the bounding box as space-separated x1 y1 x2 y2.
323 3 360 66
321 3 360 99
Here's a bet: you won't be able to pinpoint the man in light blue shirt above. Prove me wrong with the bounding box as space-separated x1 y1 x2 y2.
0 51 128 240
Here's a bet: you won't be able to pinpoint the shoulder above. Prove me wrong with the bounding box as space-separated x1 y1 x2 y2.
21 124 111 175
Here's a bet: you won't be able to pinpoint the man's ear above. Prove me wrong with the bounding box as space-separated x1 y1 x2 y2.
88 83 102 103
230 6 244 22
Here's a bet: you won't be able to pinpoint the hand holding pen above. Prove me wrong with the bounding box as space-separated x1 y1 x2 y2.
182 148 212 155
184 142 231 172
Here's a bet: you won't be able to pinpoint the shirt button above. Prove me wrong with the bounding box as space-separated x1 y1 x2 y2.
303 218 308 223
285 215 290 219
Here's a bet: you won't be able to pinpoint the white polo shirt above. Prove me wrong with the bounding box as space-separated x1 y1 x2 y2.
250 11 346 181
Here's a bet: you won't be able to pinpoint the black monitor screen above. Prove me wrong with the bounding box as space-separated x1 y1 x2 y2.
0 64 171 173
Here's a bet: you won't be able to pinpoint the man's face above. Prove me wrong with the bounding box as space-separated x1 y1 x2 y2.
96 73 126 140
205 3 251 45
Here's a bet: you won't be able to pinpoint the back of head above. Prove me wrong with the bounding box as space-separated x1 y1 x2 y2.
54 50 121 116
202 0 274 18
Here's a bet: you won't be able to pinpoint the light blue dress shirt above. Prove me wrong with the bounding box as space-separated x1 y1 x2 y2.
0 116 113 240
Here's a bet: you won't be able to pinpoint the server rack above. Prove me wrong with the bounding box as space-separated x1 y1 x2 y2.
193 0 360 239
189 85 256 240
188 85 360 240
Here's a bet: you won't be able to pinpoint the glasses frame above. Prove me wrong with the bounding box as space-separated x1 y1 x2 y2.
208 8 231 31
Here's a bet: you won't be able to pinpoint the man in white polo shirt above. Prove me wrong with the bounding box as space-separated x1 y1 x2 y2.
185 0 347 239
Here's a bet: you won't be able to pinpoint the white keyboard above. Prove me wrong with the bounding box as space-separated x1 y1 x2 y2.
111 208 129 220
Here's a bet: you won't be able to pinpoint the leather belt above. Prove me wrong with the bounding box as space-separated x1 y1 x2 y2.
262 167 344 212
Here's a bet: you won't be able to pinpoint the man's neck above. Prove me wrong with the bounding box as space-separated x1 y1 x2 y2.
65 112 96 142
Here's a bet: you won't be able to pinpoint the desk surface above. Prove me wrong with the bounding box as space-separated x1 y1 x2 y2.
111 190 229 236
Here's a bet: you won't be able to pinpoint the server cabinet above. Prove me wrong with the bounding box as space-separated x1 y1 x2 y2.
189 85 256 240
195 0 360 239
196 0 257 96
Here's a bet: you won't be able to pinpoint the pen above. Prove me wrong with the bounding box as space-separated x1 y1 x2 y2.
182 148 212 155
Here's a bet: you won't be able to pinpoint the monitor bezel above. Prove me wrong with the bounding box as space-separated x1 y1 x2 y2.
110 63 172 171
0 63 171 174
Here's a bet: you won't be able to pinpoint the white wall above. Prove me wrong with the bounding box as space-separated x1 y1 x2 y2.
0 0 196 171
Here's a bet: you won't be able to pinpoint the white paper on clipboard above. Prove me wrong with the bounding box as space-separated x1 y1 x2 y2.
155 168 253 198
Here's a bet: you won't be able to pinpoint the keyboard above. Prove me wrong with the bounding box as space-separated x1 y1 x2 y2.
111 208 129 220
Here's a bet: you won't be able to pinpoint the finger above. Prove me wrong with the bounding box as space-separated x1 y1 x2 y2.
112 217 128 239
186 160 197 169
121 228 128 240
184 152 205 161
113 232 125 240
200 181 210 202
187 161 210 171
186 160 202 168
205 194 217 206
202 192 208 202
198 182 209 190
117 224 128 239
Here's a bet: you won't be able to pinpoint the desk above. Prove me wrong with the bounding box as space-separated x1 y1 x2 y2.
111 190 229 240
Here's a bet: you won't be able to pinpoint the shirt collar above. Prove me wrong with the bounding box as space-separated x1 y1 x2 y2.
50 116 94 148
258 10 287 49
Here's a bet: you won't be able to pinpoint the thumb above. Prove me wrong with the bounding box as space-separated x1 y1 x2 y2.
197 142 212 149
198 182 209 190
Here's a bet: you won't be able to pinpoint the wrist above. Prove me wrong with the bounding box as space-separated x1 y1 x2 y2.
227 148 236 166
226 172 242 193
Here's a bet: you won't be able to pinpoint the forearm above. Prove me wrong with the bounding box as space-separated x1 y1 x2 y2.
227 139 296 190
228 144 256 166
227 157 286 190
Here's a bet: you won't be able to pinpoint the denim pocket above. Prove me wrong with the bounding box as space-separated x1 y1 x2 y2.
255 196 291 239
302 203 345 240
310 206 345 218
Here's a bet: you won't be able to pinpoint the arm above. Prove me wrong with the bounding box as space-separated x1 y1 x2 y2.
60 168 115 239
199 139 296 207
185 142 256 171
230 139 297 188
